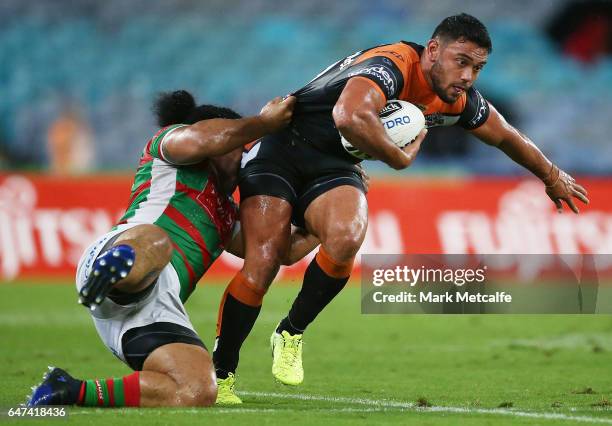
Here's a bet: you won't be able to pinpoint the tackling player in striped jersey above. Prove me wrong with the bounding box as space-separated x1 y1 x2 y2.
26 90 318 408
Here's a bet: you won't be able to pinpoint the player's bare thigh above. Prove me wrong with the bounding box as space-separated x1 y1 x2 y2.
111 224 173 293
239 195 292 289
303 185 368 262
140 343 217 407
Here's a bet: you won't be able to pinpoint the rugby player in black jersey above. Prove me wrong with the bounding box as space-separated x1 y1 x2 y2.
213 14 589 403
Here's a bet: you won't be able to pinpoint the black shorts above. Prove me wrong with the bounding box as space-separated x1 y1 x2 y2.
239 129 365 228
121 322 207 371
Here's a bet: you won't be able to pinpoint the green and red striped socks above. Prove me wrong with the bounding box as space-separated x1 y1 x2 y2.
77 372 140 407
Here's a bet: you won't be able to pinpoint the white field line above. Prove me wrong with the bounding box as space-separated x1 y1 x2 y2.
68 390 612 424
243 391 414 408
243 391 612 424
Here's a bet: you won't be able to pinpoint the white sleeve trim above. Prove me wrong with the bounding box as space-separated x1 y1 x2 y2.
159 124 189 164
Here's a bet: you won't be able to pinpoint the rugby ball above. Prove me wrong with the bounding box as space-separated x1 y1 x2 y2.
341 100 426 160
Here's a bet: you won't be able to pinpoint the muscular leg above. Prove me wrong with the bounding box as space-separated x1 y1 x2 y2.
239 195 293 286
111 224 173 293
303 185 368 262
30 342 217 407
138 343 217 407
79 224 173 307
277 185 368 335
213 195 292 377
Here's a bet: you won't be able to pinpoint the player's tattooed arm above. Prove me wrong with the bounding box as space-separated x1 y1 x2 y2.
470 102 589 213
333 77 427 170
225 224 319 265
161 96 296 165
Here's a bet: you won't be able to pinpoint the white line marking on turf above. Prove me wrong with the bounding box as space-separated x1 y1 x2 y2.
242 391 413 408
242 391 612 424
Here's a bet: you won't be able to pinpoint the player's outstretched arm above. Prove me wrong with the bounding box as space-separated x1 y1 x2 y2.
225 224 320 265
470 102 589 213
333 78 427 170
162 96 296 165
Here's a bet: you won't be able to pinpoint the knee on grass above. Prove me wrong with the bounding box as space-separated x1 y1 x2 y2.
174 376 217 407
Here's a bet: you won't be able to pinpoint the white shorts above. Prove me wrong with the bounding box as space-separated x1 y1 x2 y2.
75 226 199 366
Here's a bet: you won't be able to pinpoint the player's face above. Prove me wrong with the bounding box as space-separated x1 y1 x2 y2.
429 39 488 103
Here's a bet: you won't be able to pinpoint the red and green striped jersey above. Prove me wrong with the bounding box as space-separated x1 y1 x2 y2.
115 124 238 302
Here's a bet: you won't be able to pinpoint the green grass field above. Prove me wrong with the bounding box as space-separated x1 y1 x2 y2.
1 281 612 425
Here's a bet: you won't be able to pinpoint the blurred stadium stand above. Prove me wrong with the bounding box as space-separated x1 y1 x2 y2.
0 0 610 174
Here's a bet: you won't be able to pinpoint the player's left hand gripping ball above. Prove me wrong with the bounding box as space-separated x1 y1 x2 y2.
78 245 135 310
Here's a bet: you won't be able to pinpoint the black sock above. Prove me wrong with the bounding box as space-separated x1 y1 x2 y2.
278 257 349 334
276 316 303 336
213 293 261 378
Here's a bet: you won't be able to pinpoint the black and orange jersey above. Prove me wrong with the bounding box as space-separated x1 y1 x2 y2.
290 41 490 160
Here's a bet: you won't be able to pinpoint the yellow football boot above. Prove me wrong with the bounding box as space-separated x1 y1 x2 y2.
271 330 304 385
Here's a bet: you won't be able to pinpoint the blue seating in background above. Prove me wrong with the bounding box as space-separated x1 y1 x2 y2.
0 5 610 173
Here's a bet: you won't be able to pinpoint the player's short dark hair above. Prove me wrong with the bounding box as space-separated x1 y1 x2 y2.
432 13 492 53
153 90 242 127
